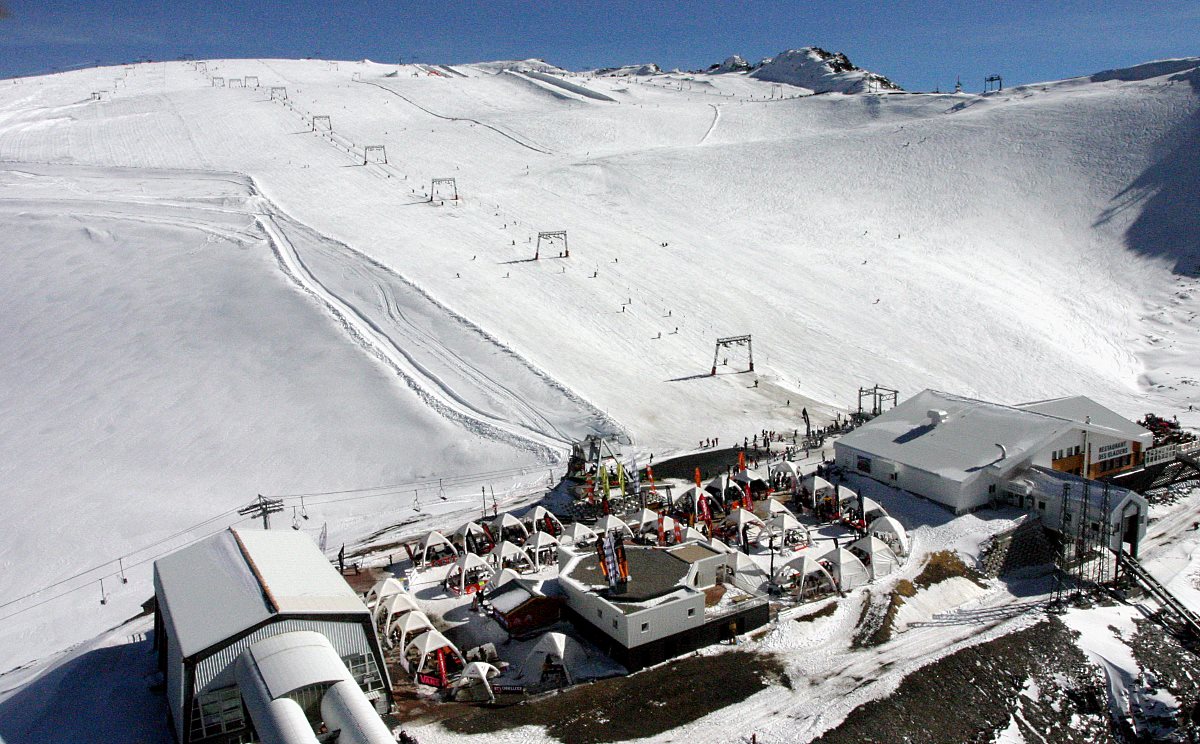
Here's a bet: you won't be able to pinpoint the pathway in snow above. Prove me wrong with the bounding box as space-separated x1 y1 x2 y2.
699 103 721 144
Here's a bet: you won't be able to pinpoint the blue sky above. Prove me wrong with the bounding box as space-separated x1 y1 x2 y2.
1 1 1197 91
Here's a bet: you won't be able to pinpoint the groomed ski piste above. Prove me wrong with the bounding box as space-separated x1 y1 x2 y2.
0 49 1199 742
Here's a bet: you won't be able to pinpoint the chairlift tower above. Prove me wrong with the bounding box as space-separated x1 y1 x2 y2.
238 494 285 529
711 335 753 376
984 74 1003 94
430 177 458 201
363 145 387 164
270 86 288 101
311 115 332 132
245 75 259 88
228 77 244 88
536 230 568 260
212 77 225 87
857 385 899 417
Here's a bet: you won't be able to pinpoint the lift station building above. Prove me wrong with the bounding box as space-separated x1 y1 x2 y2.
153 527 392 744
834 389 1152 515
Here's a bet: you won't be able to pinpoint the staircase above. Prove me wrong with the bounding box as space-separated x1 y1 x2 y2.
1115 550 1200 639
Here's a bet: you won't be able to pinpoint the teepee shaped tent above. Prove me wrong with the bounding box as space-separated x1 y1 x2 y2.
365 576 407 609
487 540 536 573
561 522 598 546
869 516 910 557
821 548 870 592
444 552 495 594
773 555 835 598
387 609 433 650
375 591 421 629
523 506 564 536
416 530 458 567
849 535 901 580
520 632 585 685
594 514 633 537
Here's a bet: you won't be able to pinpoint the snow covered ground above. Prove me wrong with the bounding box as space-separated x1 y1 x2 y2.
0 52 1199 742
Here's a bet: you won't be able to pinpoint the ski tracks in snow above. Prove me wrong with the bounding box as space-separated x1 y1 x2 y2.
699 103 721 144
258 205 621 461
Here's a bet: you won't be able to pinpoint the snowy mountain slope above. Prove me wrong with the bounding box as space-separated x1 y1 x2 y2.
1 53 1199 695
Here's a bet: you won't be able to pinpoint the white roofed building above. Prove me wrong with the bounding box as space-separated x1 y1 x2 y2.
834 389 1152 515
153 528 391 743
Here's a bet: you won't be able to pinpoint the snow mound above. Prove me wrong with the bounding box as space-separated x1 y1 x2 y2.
749 47 901 93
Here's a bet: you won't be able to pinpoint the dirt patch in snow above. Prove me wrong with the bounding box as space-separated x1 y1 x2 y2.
815 617 1115 744
914 550 986 589
440 649 782 743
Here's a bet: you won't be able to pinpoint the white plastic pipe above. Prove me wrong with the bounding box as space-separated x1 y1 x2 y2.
320 679 394 744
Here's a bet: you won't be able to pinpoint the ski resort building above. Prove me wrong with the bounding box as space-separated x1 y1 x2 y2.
556 542 768 670
834 389 1152 515
153 528 392 744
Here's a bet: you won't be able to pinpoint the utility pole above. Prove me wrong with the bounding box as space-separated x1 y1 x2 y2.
239 494 284 529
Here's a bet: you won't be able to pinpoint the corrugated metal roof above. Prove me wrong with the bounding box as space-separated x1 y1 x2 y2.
835 390 1140 484
1014 396 1152 444
154 528 369 658
195 618 373 692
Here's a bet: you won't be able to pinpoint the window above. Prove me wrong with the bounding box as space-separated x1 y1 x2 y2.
612 619 618 630
189 686 246 740
988 484 996 494
344 653 384 692
889 473 898 481
687 608 696 618
1037 500 1046 511
856 456 872 474
641 622 649 633
596 608 602 619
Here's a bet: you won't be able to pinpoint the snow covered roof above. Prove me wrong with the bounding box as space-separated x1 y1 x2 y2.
154 528 368 657
1014 396 1151 445
835 389 1145 484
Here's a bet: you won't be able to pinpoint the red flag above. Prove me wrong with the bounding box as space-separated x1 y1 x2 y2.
738 450 746 471
743 481 754 511
694 467 702 488
436 647 449 687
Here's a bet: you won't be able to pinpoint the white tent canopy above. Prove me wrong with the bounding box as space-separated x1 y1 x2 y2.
801 474 834 497
836 485 858 508
821 547 870 592
682 526 709 542
561 522 598 546
452 522 492 553
724 508 765 530
386 610 433 650
675 485 708 511
455 661 500 702
629 508 660 530
404 629 462 674
869 516 911 557
364 577 407 609
375 591 421 629
526 531 560 567
491 512 529 541
523 506 563 534
732 468 767 485
849 535 901 580
520 632 585 685
766 499 793 516
416 531 458 567
845 495 889 523
773 555 835 598
594 514 633 536
487 540 536 573
484 567 521 594
769 460 802 479
444 552 495 594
